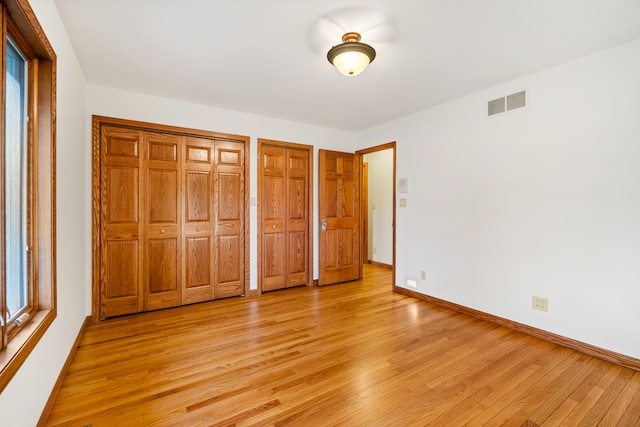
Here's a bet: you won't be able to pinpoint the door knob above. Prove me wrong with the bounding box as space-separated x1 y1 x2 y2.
321 219 327 232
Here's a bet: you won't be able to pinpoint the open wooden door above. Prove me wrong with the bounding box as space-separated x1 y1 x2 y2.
318 150 361 285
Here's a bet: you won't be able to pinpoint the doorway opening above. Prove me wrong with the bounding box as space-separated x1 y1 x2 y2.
357 142 396 286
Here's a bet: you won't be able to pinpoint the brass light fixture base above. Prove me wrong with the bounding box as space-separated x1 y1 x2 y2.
341 32 362 43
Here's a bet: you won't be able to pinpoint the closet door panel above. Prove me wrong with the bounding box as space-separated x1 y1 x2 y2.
100 127 143 318
102 240 140 317
148 169 178 223
105 241 139 299
186 172 210 222
218 173 241 220
261 146 286 291
288 231 307 286
105 166 138 224
262 232 285 291
143 132 181 311
214 141 245 298
147 238 178 295
182 137 215 304
216 235 242 298
184 236 212 303
286 149 309 287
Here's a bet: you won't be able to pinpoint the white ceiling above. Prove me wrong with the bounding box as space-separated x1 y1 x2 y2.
54 0 640 131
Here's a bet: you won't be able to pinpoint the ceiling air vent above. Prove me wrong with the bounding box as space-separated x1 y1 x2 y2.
488 90 527 116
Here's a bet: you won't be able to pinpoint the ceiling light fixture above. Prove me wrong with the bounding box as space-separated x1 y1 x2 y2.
327 32 376 76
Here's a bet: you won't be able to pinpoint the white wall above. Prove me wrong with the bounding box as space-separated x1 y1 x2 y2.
0 0 89 425
364 149 394 265
356 39 640 359
87 85 355 293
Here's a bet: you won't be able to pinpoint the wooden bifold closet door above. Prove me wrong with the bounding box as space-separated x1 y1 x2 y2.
94 118 248 320
259 140 312 292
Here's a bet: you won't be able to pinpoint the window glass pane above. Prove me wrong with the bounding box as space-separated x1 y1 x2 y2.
5 38 28 319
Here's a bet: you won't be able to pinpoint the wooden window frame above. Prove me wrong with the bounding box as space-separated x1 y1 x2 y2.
0 0 56 393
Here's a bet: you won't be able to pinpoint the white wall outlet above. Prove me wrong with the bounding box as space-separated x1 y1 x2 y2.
406 278 418 288
532 296 549 312
420 270 426 280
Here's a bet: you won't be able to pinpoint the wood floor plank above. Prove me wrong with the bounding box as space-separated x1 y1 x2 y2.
578 367 634 425
542 399 580 427
466 346 581 426
428 340 565 426
617 372 640 426
44 265 640 426
527 353 599 425
600 370 640 425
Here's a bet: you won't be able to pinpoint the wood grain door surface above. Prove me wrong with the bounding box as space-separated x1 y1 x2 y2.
143 131 181 311
260 143 310 291
285 148 310 288
318 150 361 285
100 126 144 318
99 123 246 319
182 136 215 305
213 140 246 298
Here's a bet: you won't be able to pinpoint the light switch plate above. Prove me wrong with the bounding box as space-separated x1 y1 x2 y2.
398 177 408 193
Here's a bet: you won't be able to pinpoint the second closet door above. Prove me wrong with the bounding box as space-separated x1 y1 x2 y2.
261 144 310 291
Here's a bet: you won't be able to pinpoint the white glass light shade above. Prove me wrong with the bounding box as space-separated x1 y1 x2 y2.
327 32 376 77
331 50 371 76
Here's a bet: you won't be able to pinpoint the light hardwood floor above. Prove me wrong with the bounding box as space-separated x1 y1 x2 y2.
45 265 640 426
